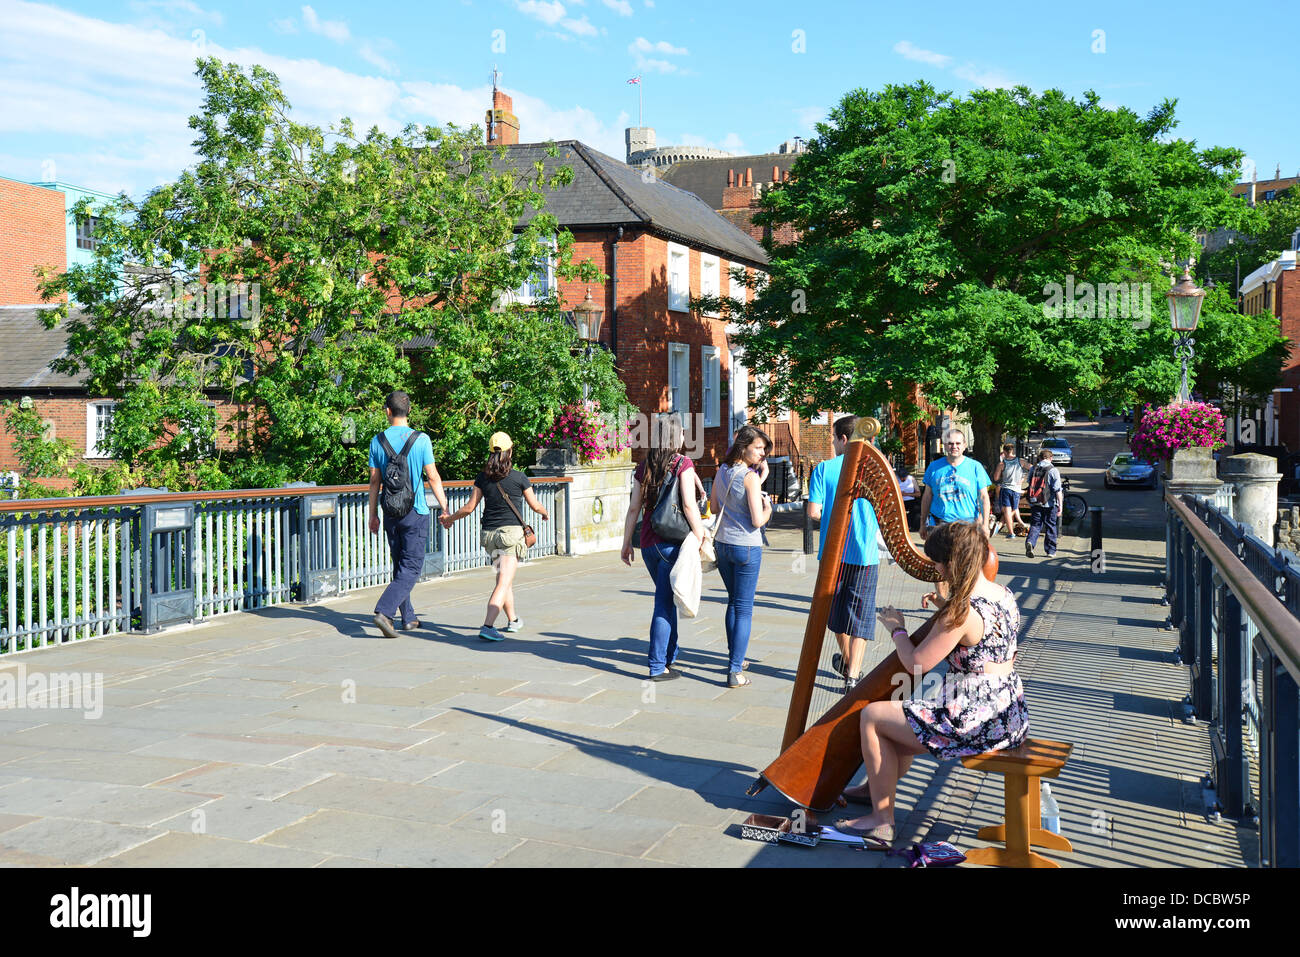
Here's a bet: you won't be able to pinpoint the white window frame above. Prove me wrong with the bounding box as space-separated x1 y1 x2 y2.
700 253 720 316
667 242 689 313
86 401 115 459
701 346 720 427
668 342 690 414
729 264 746 305
508 235 556 305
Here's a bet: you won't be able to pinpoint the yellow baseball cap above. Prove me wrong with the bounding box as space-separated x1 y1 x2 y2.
489 431 513 452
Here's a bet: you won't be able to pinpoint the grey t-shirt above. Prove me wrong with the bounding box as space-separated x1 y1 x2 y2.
714 463 763 547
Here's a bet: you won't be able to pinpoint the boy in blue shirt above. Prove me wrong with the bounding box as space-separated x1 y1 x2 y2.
368 390 449 638
808 415 882 692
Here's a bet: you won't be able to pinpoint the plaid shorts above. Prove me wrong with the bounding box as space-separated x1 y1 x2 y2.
827 562 880 638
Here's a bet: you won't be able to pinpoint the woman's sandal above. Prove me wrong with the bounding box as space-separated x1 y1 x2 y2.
832 820 894 849
727 672 751 688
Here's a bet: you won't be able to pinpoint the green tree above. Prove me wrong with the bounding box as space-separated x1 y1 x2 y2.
37 59 625 492
715 82 1251 465
1199 188 1300 290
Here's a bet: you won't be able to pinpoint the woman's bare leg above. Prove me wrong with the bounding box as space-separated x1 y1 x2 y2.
484 553 519 627
840 700 926 829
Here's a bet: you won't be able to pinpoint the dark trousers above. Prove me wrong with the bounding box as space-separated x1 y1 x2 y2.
1027 503 1058 555
375 509 429 621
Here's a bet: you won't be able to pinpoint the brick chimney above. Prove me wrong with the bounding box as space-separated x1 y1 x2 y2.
486 88 519 145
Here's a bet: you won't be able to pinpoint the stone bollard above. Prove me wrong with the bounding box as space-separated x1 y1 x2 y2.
1164 447 1223 498
1221 453 1282 547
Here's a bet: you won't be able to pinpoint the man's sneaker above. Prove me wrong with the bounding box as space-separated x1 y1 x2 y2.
1025 543 1034 558
649 669 681 682
504 618 524 633
831 652 848 679
478 626 506 642
402 620 422 631
373 613 399 639
844 674 860 695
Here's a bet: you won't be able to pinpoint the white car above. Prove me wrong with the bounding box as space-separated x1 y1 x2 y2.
1041 403 1066 427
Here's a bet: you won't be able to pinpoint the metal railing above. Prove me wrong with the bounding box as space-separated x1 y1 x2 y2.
0 478 570 655
1167 490 1300 868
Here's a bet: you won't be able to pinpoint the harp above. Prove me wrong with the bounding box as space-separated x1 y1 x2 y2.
748 416 998 812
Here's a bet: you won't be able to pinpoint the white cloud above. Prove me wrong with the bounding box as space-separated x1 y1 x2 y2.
301 5 350 43
271 17 298 33
892 40 950 67
793 105 824 129
644 0 654 6
602 0 633 15
630 36 687 56
0 1 631 196
129 0 224 27
952 64 1018 90
515 0 566 26
358 41 399 76
561 15 598 36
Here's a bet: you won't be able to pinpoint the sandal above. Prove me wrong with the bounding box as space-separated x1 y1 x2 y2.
832 820 894 849
727 672 751 688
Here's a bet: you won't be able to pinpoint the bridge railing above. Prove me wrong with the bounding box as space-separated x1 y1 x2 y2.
0 478 570 656
1167 490 1300 868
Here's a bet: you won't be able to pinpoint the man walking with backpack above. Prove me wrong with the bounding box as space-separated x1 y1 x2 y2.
1025 448 1064 558
369 391 449 638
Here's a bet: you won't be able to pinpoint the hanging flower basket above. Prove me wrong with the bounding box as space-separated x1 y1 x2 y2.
1130 402 1226 469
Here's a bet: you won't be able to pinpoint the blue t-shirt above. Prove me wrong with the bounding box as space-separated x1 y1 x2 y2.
808 454 880 566
368 426 435 515
922 456 991 524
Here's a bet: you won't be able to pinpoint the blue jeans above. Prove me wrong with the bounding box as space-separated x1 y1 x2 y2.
1027 504 1059 555
715 542 762 674
376 508 430 622
642 543 681 676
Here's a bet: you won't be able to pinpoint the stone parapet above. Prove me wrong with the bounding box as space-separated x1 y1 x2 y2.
531 448 634 555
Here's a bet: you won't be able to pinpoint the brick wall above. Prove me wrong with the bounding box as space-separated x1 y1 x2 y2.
1276 270 1300 450
557 229 753 467
0 179 66 306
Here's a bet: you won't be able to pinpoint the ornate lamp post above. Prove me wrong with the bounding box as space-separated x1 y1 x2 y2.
569 288 604 403
1167 266 1205 404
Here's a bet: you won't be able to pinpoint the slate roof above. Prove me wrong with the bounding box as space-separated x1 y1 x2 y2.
0 306 88 390
497 141 768 266
660 152 801 212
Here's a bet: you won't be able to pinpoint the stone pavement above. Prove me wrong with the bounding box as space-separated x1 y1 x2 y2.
0 422 1254 867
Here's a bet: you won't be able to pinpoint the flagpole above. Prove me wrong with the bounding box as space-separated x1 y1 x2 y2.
639 78 643 128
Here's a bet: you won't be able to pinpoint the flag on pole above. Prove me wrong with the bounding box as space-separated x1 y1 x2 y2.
627 75 641 84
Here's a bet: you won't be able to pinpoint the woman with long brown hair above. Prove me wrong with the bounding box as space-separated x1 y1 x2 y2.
835 521 1028 846
709 424 773 687
620 415 705 680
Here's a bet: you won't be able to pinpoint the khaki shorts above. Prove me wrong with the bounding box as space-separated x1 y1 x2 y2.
482 525 528 561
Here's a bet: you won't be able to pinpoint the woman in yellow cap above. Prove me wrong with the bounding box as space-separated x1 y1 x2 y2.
440 431 549 640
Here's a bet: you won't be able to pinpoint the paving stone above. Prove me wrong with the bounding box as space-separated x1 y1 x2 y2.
259 809 521 866
3 749 208 787
160 764 330 801
134 734 315 765
491 840 679 867
0 777 210 826
9 723 181 753
272 744 459 783
0 818 161 865
153 796 317 841
401 732 569 769
427 763 643 810
100 830 329 867
277 775 494 825
456 798 675 856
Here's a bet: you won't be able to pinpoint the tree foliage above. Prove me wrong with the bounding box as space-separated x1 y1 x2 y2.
35 59 625 493
716 81 1253 464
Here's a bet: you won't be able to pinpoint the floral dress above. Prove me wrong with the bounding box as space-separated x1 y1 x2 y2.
902 585 1029 760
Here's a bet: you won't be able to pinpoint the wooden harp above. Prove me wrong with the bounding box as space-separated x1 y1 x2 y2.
748 416 998 812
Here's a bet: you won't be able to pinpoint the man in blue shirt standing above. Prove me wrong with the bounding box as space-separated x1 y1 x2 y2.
368 390 449 639
920 428 992 540
808 415 882 693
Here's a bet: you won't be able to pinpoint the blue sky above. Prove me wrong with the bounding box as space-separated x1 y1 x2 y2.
1 0 1296 198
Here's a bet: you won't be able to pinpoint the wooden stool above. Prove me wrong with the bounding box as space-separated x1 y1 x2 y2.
960 738 1073 868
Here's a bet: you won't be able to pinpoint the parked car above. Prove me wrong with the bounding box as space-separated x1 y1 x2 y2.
1104 453 1158 489
1040 437 1073 466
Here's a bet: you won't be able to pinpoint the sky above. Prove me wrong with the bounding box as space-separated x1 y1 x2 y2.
1 0 1296 198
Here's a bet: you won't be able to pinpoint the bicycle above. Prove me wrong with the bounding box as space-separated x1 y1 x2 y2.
1061 476 1088 524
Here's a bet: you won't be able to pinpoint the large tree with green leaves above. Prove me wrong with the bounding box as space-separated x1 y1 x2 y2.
1199 186 1300 291
723 81 1256 465
36 58 624 493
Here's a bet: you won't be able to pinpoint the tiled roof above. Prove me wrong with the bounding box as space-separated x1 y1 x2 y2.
660 152 800 211
497 141 768 266
0 306 88 390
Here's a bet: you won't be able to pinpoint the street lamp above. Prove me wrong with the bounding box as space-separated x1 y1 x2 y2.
1167 265 1205 404
569 288 604 403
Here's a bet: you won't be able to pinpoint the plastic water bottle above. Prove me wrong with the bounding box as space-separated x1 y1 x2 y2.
1041 781 1061 835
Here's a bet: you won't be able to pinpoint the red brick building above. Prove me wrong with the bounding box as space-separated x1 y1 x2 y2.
1240 246 1300 450
0 177 67 307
